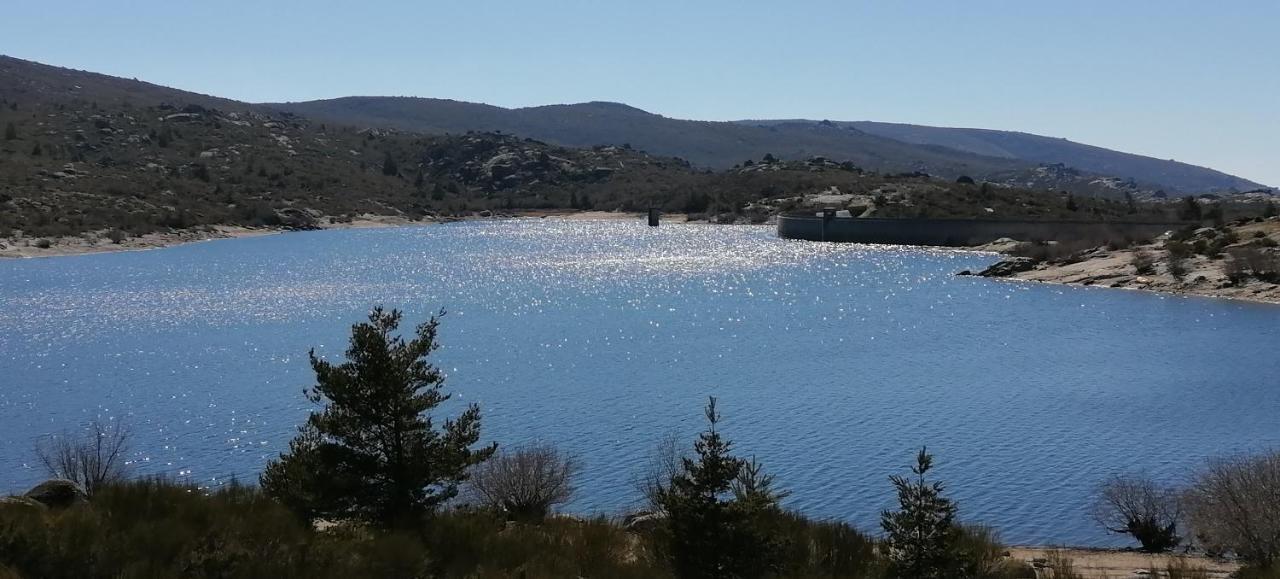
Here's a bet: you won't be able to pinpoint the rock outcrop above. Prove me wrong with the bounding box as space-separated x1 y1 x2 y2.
24 479 89 508
976 257 1038 278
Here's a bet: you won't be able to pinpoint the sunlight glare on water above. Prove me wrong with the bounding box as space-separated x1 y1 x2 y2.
2 219 1278 546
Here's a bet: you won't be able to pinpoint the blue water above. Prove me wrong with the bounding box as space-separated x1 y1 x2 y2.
2 220 1278 545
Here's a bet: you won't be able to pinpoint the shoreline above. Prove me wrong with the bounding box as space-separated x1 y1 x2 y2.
1006 546 1238 578
0 210 667 260
968 218 1280 306
10 214 1278 309
978 272 1280 306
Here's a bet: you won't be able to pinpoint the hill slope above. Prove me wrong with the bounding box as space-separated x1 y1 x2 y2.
841 121 1266 194
0 56 703 239
270 97 1265 194
268 97 1031 177
0 55 1190 249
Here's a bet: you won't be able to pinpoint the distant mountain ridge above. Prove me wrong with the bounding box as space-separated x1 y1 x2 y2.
798 120 1265 195
270 97 1267 194
268 97 1032 179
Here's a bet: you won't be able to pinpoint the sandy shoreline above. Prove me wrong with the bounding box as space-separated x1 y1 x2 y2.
1007 547 1238 578
0 210 667 259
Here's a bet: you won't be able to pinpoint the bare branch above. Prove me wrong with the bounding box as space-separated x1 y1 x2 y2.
465 441 578 521
33 418 131 496
633 431 686 512
1184 450 1280 567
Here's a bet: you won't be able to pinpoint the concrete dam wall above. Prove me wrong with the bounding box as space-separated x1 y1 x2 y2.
776 214 1184 246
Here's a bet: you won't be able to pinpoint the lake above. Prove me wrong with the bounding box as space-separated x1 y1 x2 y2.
2 220 1278 546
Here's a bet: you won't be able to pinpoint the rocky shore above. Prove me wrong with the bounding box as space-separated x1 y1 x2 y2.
966 217 1280 305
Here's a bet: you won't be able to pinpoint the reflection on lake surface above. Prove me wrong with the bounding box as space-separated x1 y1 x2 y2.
2 220 1278 545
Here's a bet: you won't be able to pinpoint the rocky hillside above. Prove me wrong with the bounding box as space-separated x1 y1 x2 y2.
0 55 1209 247
267 97 1024 177
0 56 706 239
271 97 1268 197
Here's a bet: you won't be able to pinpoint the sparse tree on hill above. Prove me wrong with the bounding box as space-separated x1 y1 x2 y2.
881 447 962 579
1206 203 1224 227
1180 196 1202 221
382 153 399 176
4 121 16 140
261 307 496 527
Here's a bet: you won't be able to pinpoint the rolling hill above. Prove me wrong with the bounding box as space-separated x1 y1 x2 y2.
4 54 1179 245
271 97 1267 195
836 121 1263 194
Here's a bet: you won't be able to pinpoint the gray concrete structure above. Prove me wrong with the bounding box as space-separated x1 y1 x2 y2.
776 214 1184 246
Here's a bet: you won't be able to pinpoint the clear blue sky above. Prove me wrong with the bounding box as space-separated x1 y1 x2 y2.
5 0 1277 185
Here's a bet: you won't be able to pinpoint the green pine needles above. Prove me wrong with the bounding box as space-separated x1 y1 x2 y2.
656 397 786 579
881 446 964 579
261 307 496 527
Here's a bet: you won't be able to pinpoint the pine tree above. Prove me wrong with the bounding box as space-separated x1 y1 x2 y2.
4 121 16 141
382 153 399 176
261 307 496 527
1205 203 1224 227
657 397 783 579
881 447 962 579
1180 196 1202 221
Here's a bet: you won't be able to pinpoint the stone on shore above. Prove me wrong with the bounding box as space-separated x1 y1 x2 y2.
976 257 1038 277
24 479 89 508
